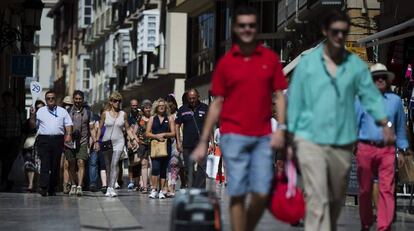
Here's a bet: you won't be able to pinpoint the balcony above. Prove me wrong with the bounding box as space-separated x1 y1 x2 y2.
276 0 343 37
96 16 104 37
168 0 213 16
84 25 95 45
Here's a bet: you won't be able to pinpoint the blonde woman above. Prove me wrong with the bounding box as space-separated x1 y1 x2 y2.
96 92 139 197
145 98 176 199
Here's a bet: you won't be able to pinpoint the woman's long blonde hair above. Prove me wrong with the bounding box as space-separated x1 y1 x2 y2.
151 98 170 116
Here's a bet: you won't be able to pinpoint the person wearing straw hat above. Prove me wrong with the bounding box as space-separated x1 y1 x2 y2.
62 96 73 110
355 63 408 231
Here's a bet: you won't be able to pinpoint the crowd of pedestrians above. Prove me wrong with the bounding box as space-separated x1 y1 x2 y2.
0 88 211 200
0 5 413 231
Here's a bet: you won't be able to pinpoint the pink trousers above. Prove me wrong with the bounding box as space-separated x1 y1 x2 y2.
356 142 395 231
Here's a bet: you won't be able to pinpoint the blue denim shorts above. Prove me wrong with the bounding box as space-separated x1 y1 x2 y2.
220 134 274 196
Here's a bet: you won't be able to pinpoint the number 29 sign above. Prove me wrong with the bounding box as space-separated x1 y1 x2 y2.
30 81 42 107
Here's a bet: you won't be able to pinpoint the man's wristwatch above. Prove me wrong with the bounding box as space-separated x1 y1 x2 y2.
385 121 393 128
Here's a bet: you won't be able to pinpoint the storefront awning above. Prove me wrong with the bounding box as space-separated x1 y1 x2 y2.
357 18 414 47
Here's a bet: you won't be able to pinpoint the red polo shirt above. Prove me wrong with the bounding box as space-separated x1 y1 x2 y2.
211 44 287 136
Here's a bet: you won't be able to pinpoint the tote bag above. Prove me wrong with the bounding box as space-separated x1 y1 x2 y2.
150 140 168 158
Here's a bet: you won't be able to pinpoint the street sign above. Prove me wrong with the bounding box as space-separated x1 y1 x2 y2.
346 42 368 61
30 81 42 108
11 55 33 77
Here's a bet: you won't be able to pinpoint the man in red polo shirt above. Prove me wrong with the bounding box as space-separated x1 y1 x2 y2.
192 6 287 231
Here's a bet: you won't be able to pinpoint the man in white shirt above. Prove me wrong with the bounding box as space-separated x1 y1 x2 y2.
30 90 73 196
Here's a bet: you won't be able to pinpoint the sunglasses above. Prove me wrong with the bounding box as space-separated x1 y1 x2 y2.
373 75 388 82
46 97 55 101
329 28 349 36
237 23 256 29
112 99 121 103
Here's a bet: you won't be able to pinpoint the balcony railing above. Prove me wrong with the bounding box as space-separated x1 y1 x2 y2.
277 0 343 28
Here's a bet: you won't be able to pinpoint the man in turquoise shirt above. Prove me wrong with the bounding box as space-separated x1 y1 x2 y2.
287 10 394 231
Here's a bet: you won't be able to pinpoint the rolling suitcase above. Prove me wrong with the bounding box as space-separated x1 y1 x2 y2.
170 159 222 231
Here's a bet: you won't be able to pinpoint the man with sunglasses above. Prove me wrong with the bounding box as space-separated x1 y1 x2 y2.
192 6 287 231
288 10 394 231
30 90 73 196
65 90 94 196
355 63 407 231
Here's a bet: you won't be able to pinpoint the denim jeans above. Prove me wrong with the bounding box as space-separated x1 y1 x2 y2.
88 151 98 187
220 134 273 196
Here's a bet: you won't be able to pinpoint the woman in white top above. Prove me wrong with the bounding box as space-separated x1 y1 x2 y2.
96 92 139 197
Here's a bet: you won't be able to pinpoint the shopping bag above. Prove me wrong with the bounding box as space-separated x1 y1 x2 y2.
399 153 414 183
269 160 305 224
7 153 25 183
206 154 222 179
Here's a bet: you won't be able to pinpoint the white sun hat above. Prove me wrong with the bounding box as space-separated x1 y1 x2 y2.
370 63 395 81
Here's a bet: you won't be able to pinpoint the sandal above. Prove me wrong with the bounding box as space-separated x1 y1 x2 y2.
141 187 150 194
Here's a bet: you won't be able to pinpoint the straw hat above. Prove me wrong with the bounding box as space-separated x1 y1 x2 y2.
370 63 395 81
63 96 73 105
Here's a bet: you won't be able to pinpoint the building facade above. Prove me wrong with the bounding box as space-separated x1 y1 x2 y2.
84 0 187 110
25 0 58 115
0 0 44 113
169 0 280 102
84 0 117 107
276 0 380 75
358 0 414 88
48 0 92 103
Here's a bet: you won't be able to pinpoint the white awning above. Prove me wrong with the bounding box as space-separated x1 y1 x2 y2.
283 42 324 75
357 18 414 47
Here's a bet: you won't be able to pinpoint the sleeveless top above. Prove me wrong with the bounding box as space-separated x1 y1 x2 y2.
102 111 125 151
151 115 171 156
151 115 170 134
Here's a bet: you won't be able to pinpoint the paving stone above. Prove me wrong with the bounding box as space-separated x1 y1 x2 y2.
1 187 414 231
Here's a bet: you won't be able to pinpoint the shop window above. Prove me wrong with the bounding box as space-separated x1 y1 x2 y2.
189 10 215 78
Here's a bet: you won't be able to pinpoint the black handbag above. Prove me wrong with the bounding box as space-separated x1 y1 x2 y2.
101 140 113 151
101 112 118 152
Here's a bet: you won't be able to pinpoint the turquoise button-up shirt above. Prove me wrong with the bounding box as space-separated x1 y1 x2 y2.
288 44 386 145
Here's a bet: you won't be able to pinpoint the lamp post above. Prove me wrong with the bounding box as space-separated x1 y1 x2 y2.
23 0 44 31
0 0 44 52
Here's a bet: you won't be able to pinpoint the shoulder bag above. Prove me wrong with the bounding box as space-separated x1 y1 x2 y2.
150 140 168 158
150 116 168 158
101 112 118 152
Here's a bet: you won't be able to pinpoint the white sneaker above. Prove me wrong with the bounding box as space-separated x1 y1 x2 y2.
158 191 166 199
110 188 118 197
115 182 121 189
105 187 113 197
149 190 158 199
69 185 77 196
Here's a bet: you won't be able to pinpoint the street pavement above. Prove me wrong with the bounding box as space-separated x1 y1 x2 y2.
1 184 414 231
